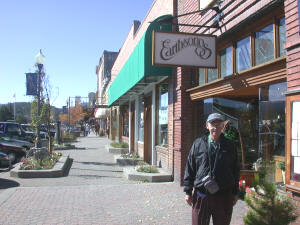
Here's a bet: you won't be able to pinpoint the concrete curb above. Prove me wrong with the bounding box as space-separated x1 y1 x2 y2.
54 145 75 150
114 155 144 166
9 155 70 178
105 145 129 154
123 167 173 182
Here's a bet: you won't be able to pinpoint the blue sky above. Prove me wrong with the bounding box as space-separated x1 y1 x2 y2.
0 0 154 108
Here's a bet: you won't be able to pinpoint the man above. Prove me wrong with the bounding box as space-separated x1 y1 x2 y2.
184 113 240 225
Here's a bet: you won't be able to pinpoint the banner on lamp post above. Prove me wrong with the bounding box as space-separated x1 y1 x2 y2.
26 73 38 96
152 31 216 68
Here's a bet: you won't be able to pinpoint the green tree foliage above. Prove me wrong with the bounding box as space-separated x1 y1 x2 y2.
16 114 28 124
243 162 298 225
0 106 13 121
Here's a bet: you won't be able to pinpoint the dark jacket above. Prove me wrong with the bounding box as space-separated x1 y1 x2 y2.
183 134 240 196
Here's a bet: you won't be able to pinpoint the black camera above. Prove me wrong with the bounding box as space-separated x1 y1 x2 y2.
202 175 219 194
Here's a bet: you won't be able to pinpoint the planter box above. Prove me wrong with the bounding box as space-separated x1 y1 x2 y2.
105 145 129 154
10 155 70 178
123 167 172 182
114 155 143 166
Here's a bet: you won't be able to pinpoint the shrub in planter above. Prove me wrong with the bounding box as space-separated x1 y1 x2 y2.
110 141 128 148
136 162 159 173
243 161 298 225
19 152 62 170
62 133 76 142
121 153 139 159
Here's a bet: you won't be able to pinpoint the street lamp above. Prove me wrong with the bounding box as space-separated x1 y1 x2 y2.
35 49 45 148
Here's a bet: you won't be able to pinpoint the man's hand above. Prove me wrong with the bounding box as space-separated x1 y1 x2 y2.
185 194 192 206
233 195 238 205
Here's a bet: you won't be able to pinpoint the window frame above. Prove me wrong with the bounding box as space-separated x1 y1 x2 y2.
286 94 300 194
198 15 285 86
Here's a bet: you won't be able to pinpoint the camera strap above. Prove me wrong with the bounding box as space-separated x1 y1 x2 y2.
207 138 219 178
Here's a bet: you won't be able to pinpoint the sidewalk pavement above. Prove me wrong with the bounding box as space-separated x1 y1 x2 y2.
0 132 247 225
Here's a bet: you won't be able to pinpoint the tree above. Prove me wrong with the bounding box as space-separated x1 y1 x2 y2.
0 106 13 121
243 162 298 225
30 61 58 153
16 114 28 124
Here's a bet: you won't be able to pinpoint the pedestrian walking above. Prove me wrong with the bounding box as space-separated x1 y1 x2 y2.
95 123 100 136
183 113 240 225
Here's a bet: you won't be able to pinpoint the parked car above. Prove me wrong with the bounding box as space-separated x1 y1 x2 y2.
21 124 48 140
0 122 33 142
0 152 11 168
0 142 26 163
40 124 56 138
0 137 34 150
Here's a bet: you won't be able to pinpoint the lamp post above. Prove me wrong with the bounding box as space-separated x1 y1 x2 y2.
35 49 45 148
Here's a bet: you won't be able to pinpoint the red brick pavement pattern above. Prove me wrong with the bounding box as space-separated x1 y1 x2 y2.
0 183 246 225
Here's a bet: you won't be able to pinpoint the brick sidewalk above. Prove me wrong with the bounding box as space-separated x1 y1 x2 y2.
0 134 247 225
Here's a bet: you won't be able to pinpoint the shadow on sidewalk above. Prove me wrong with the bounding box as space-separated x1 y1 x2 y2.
73 161 116 166
0 178 20 189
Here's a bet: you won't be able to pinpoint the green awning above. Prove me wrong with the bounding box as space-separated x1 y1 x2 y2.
108 15 172 106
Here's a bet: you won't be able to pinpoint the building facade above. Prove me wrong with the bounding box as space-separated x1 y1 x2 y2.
95 51 118 137
106 1 300 219
108 0 174 169
172 0 300 222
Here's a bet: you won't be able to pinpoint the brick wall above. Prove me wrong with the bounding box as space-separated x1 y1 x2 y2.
285 0 300 92
285 1 300 224
174 0 286 184
155 146 169 169
137 142 144 159
173 66 196 184
121 136 129 143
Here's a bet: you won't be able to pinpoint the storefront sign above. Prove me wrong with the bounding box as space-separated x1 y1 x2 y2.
153 31 216 68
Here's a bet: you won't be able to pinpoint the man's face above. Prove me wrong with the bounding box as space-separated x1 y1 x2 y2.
206 120 224 141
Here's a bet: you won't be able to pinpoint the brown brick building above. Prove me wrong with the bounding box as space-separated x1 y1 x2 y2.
170 0 300 223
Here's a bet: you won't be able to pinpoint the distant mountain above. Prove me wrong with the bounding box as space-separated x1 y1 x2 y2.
0 102 62 123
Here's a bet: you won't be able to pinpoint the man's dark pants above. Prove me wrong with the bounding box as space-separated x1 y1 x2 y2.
192 191 234 225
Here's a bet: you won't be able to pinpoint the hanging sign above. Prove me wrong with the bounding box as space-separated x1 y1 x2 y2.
25 73 38 96
152 31 216 68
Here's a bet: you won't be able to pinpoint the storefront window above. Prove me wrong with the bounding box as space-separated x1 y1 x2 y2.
279 17 286 57
122 106 129 137
255 24 274 65
138 98 144 142
158 83 168 146
207 68 217 82
220 46 233 77
291 101 300 182
236 36 251 72
200 97 259 170
198 68 205 85
259 82 286 184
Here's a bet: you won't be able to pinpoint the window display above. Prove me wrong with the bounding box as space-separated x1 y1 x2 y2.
220 46 233 77
158 83 168 146
138 98 144 142
279 17 286 57
255 24 274 65
236 36 251 72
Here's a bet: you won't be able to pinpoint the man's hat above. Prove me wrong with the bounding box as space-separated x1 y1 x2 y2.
206 113 225 123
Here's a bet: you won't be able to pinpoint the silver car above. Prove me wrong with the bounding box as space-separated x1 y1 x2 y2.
0 137 34 150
